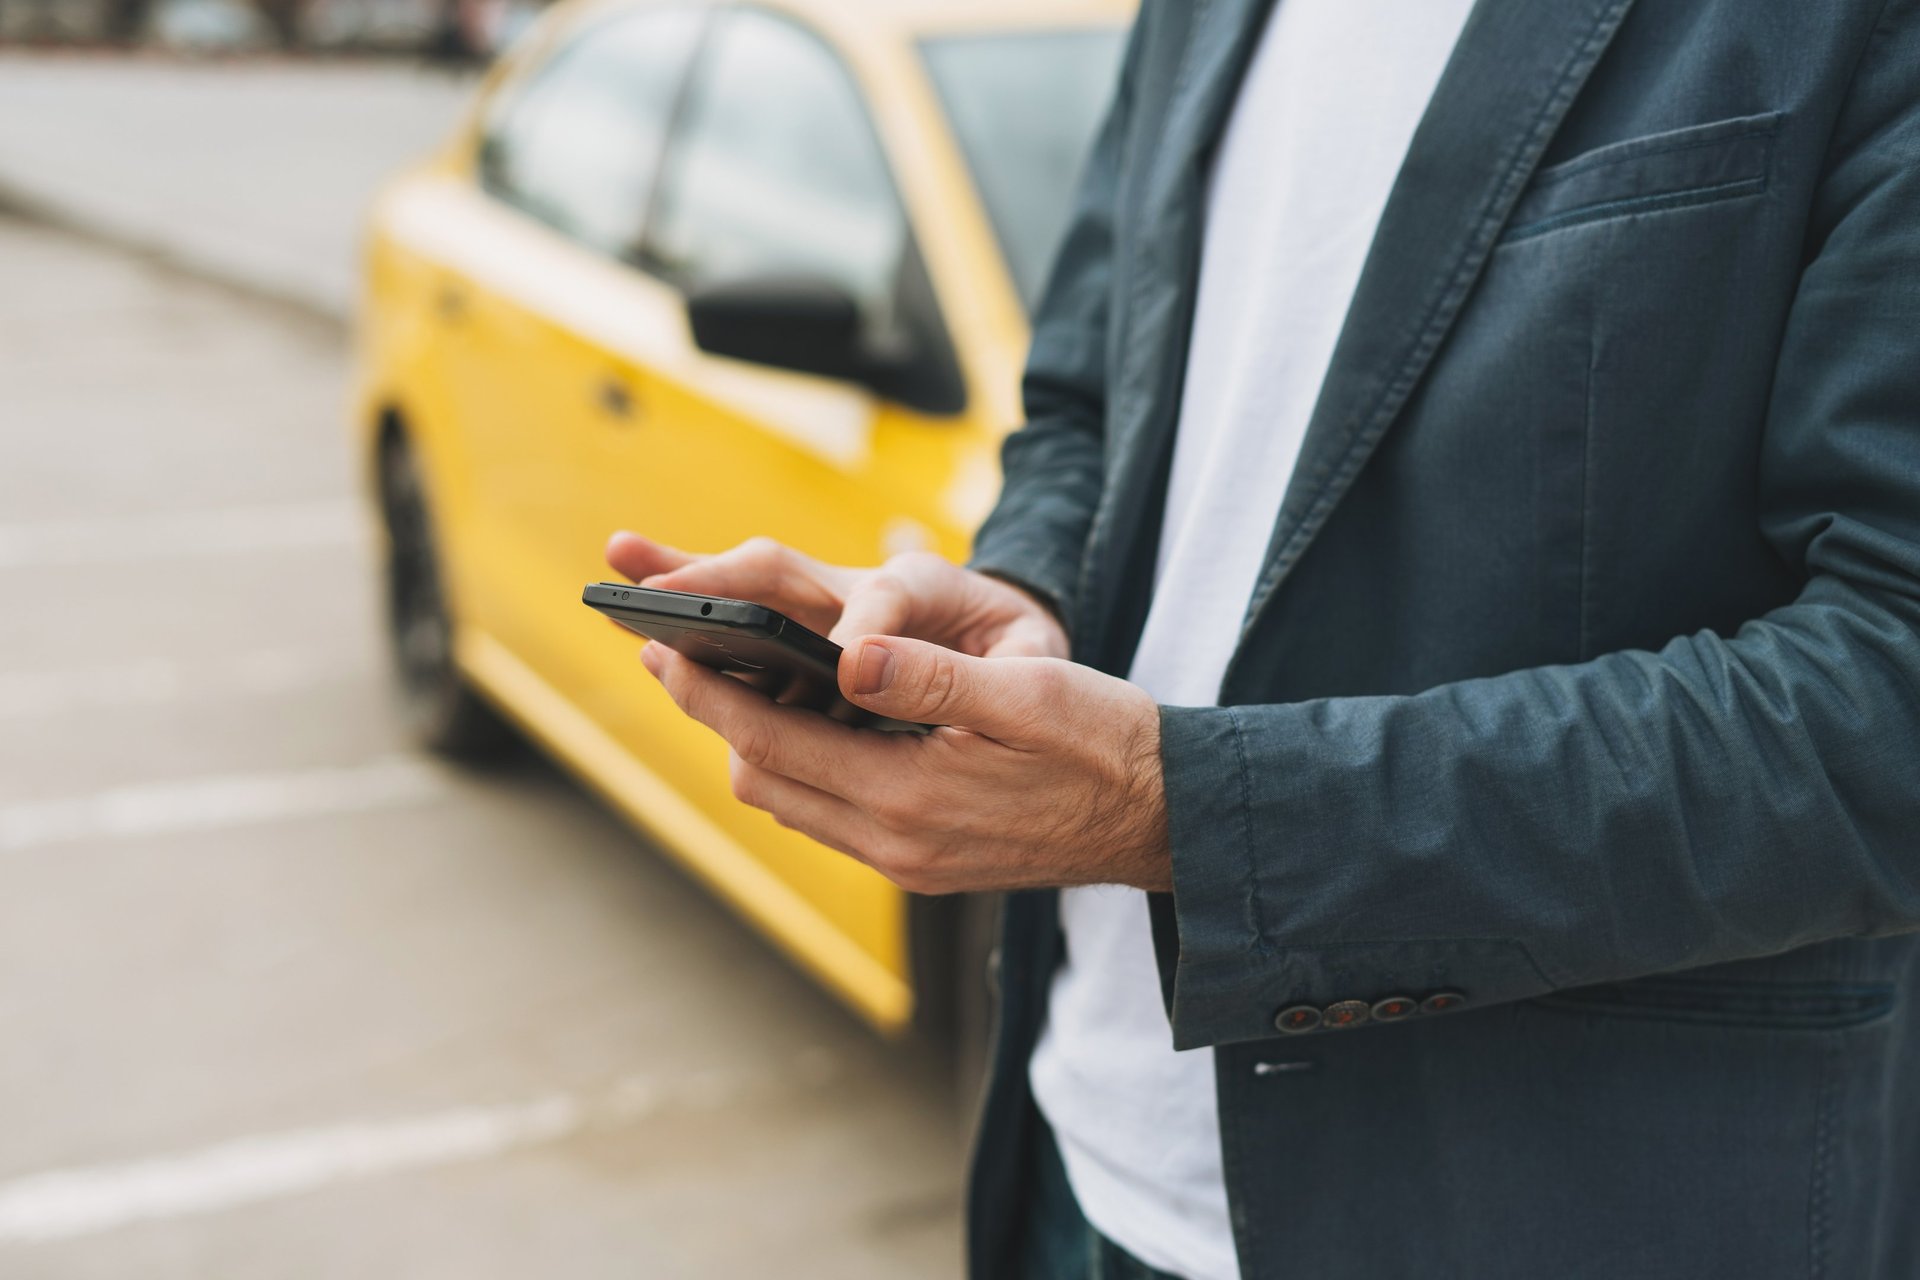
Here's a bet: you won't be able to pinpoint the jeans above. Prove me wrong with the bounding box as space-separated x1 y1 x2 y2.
1016 1115 1187 1280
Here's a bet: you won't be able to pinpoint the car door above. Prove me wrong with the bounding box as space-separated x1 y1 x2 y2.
618 5 975 573
570 6 985 1006
437 1 707 676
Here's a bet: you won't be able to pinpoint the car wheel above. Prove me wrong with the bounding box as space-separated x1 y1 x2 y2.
377 431 515 761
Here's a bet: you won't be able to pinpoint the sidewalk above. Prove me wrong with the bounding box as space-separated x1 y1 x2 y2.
0 52 477 319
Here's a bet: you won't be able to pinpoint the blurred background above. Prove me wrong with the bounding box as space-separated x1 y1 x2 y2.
0 0 1128 1275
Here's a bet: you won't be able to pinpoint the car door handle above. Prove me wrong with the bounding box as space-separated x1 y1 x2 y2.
433 282 468 324
594 376 639 422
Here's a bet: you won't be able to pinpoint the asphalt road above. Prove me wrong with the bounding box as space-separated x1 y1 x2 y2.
0 52 474 317
0 214 964 1278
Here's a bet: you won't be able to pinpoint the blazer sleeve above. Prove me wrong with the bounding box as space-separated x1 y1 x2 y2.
964 10 1147 630
1157 5 1920 1049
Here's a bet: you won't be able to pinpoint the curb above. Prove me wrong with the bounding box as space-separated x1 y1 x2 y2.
0 176 348 333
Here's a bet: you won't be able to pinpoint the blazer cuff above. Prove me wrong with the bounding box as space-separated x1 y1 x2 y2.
1155 703 1551 1050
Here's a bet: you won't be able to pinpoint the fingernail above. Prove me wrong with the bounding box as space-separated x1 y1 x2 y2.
854 641 893 695
640 642 663 676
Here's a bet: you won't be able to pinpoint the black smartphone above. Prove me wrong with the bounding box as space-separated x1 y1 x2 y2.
582 583 928 733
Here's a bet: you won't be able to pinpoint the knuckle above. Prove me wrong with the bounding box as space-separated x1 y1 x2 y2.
679 673 714 720
864 787 912 830
657 662 693 710
868 836 921 880
1025 659 1069 702
731 722 776 770
888 846 951 896
883 550 938 578
1011 662 1069 732
741 536 786 566
894 552 957 598
859 571 906 608
917 652 961 712
879 794 929 836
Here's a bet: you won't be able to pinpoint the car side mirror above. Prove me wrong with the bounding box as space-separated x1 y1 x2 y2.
684 269 967 416
685 275 868 385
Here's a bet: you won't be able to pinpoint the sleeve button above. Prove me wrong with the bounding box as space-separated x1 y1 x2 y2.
1420 992 1467 1014
1370 996 1417 1021
1322 999 1371 1029
1273 1005 1322 1034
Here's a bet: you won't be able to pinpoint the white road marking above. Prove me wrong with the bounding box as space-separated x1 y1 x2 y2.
0 649 362 720
0 499 364 569
0 757 448 853
0 1053 839 1246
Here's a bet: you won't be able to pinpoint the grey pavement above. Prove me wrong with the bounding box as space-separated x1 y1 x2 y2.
0 215 964 1277
0 51 475 318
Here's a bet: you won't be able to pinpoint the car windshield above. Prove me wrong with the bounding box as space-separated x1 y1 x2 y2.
920 28 1126 313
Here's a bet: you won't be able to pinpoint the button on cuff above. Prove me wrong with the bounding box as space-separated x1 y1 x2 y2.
1322 999 1371 1030
1370 995 1417 1022
1273 1004 1322 1034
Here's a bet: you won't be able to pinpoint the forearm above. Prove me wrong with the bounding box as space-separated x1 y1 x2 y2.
968 401 1106 631
1154 3 1920 1049
1158 569 1920 1048
966 6 1147 632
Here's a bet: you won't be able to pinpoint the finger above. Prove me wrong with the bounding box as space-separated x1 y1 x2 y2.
606 531 696 582
827 553 961 648
646 537 857 634
839 635 1063 740
728 755 885 865
982 614 1070 659
731 759 954 894
644 643 901 795
827 573 916 648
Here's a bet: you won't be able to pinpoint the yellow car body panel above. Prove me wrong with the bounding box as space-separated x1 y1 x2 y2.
352 0 1133 1032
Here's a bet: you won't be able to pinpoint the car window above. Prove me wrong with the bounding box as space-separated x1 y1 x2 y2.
921 28 1126 312
479 5 705 259
642 8 907 329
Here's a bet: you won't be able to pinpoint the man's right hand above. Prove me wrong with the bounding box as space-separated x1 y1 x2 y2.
604 532 1069 661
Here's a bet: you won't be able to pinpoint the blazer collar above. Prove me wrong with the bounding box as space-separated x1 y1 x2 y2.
1210 0 1640 672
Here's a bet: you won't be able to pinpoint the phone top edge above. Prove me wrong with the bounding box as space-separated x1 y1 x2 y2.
583 583 783 636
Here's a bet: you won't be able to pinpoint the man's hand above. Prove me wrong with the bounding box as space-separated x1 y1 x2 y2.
605 532 1068 661
635 623 1170 895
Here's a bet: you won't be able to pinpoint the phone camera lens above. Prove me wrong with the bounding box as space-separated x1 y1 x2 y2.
700 603 713 616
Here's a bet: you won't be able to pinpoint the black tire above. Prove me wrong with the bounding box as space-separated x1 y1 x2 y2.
912 890 1003 1126
377 431 516 762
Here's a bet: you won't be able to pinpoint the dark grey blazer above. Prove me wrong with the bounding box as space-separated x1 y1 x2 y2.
966 1 1920 1276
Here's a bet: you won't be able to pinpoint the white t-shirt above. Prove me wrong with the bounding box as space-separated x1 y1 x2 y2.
1026 3 1477 1277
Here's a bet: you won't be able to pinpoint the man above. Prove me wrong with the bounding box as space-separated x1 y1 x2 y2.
606 0 1920 1275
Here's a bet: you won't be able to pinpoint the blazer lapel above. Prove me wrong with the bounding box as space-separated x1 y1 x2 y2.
1153 0 1274 175
1074 0 1274 668
1227 0 1639 666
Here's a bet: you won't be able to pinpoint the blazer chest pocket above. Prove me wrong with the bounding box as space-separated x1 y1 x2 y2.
1501 111 1781 244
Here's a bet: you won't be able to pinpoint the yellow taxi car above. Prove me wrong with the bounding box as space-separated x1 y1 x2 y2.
351 0 1131 1050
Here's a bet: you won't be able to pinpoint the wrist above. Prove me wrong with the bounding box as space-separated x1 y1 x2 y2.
1112 695 1172 891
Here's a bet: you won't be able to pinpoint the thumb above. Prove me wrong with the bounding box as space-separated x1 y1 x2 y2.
840 636 1048 737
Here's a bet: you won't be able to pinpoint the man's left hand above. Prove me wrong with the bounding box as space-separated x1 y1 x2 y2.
639 635 1171 894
